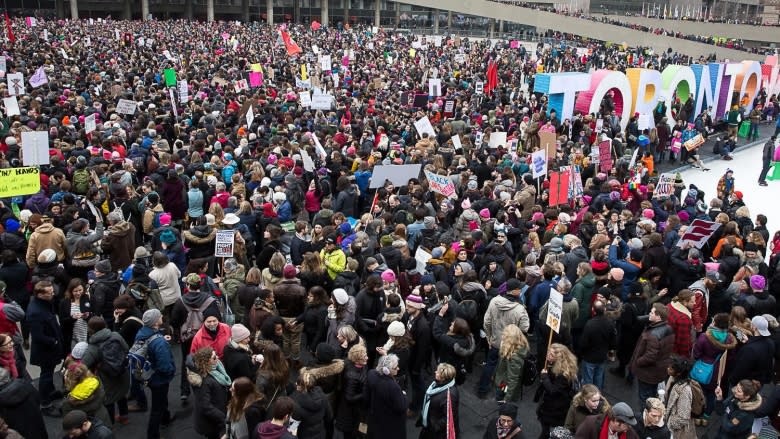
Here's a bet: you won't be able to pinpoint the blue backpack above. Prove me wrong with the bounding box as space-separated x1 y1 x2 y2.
128 332 163 382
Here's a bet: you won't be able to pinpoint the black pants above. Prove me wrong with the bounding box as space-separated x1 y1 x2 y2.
180 339 192 397
759 159 771 182
147 382 170 439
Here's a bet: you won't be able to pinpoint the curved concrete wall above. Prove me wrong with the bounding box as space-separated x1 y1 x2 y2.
603 14 780 44
396 0 764 61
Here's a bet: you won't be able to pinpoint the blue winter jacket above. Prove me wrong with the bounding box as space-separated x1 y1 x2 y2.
134 326 175 386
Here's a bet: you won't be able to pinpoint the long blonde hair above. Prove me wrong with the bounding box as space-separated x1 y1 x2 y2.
499 324 529 360
549 343 578 382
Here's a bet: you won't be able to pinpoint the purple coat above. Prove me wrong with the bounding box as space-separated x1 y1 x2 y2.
692 329 737 390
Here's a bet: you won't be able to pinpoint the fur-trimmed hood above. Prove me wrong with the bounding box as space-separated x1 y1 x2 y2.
453 334 476 357
704 328 738 350
737 394 762 412
300 359 344 381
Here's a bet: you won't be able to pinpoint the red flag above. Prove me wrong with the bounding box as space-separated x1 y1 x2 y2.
446 389 456 439
280 30 302 57
5 13 15 44
310 20 321 31
485 60 498 95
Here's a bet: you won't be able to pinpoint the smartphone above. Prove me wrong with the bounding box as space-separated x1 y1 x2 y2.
288 418 301 434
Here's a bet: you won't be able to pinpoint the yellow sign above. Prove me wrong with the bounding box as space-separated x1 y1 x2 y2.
250 63 263 73
0 167 41 197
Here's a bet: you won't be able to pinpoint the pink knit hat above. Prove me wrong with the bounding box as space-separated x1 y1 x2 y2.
381 269 396 283
609 267 625 282
479 208 491 219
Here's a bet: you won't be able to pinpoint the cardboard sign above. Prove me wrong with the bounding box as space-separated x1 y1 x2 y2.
84 114 96 134
21 131 50 166
546 289 563 333
424 170 456 199
684 134 705 151
369 164 422 189
215 230 235 257
116 99 137 115
531 149 547 179
539 131 557 160
0 167 41 197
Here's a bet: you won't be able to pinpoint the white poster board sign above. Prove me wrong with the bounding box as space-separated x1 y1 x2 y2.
414 116 436 138
2 96 19 116
84 114 96 134
369 164 422 188
116 99 137 115
546 289 563 333
245 105 255 128
215 230 235 257
428 78 442 97
451 134 462 150
6 73 25 96
299 91 312 107
21 131 50 166
637 114 654 131
414 247 431 274
531 149 548 179
488 132 507 149
178 80 189 103
311 94 334 110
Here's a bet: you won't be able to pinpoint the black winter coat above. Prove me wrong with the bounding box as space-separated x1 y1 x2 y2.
419 383 459 439
364 370 408 439
0 260 29 309
335 361 367 432
578 315 617 363
536 372 575 426
0 378 48 439
57 295 93 351
26 296 64 367
188 371 229 439
291 387 331 439
222 342 258 381
730 336 776 385
90 272 121 322
407 314 432 374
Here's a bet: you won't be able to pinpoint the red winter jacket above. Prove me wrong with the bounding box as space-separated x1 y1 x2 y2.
190 322 231 359
667 301 694 358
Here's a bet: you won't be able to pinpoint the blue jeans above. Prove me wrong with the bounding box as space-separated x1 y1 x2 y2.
478 347 500 395
749 122 759 140
130 377 148 409
638 380 658 407
147 383 170 439
579 361 605 389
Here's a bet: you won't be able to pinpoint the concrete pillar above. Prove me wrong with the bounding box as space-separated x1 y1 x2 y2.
498 19 504 36
122 0 131 20
374 0 381 27
141 0 149 20
55 0 65 18
433 9 439 33
294 0 300 23
267 0 274 25
344 0 349 25
395 1 400 27
243 0 250 22
207 0 214 21
185 0 193 20
322 0 329 26
488 18 495 38
447 10 452 28
70 0 78 19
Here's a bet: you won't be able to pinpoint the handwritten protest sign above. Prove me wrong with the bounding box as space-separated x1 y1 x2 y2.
116 99 137 115
299 91 312 107
311 94 334 110
245 105 255 128
488 132 507 149
424 170 456 199
178 80 189 103
7 73 25 96
531 149 547 179
546 289 563 333
684 134 705 151
414 116 436 139
654 173 675 198
0 167 40 197
370 164 422 189
84 114 96 134
451 134 462 150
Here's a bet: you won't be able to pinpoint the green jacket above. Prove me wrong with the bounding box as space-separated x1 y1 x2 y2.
494 345 528 402
222 265 247 323
571 273 595 329
726 109 741 126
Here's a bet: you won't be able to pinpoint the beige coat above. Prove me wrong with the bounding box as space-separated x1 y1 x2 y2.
664 378 697 439
26 222 67 267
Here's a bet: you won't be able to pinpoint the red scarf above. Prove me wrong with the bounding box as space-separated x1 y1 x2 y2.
0 349 18 378
598 416 627 439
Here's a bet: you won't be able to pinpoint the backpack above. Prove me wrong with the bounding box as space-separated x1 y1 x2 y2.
521 352 539 386
73 168 91 195
129 151 147 174
180 297 217 342
456 299 478 323
128 333 163 382
98 335 129 378
689 380 706 417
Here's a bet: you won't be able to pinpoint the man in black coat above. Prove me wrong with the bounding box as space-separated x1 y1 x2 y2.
62 409 114 439
354 275 386 366
91 259 122 329
578 300 617 390
0 367 48 439
404 293 432 417
759 136 776 186
26 280 64 414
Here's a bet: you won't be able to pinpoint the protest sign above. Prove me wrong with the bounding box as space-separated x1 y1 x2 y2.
312 133 326 158
414 116 436 139
684 134 705 151
488 132 507 149
539 131 557 159
299 91 312 107
443 100 455 117
116 99 137 115
311 94 334 110
428 78 441 97
628 147 640 169
29 66 48 88
215 230 235 258
300 149 315 172
163 68 177 87
295 78 312 89
6 73 25 96
595 118 604 134
562 166 584 200
654 173 675 198
677 219 721 249
637 114 654 131
249 71 263 87
475 132 484 147
549 170 570 206
531 149 547 179
599 140 613 172
234 79 249 92
319 55 332 71
169 89 178 118
370 164 422 188
0 57 5 75
2 97 19 117
546 289 563 333
84 114 96 134
424 170 457 199
21 131 50 166
246 105 255 128
415 247 431 274
451 134 462 151
475 81 484 94
178 80 189 103
0 167 41 197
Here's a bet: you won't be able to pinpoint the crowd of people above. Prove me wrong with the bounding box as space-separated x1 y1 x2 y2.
492 0 771 54
0 14 779 439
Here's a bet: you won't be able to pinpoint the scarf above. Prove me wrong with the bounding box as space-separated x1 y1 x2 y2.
0 350 17 379
210 360 232 387
421 379 455 427
598 415 628 439
496 419 511 438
